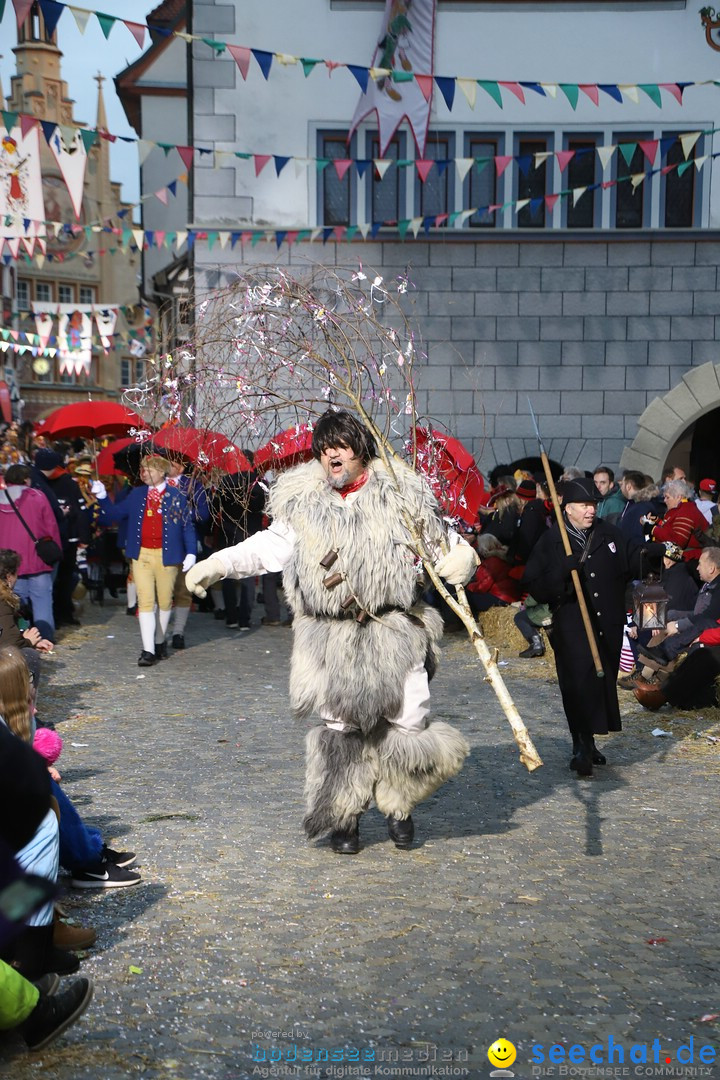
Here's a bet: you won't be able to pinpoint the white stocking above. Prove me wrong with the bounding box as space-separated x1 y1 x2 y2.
138 611 156 653
126 580 137 607
158 609 172 642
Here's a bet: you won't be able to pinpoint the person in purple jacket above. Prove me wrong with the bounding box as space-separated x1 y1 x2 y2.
91 455 197 666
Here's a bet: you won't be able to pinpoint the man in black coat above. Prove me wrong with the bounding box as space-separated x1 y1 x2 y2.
522 477 655 777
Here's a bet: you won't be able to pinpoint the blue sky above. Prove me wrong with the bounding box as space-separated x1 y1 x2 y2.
0 0 161 210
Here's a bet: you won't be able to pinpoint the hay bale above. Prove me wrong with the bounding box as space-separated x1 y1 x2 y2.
476 604 528 653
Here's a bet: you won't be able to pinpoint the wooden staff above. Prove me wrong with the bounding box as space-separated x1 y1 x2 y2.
528 399 605 679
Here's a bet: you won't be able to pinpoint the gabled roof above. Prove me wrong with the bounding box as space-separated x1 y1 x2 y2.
115 3 187 133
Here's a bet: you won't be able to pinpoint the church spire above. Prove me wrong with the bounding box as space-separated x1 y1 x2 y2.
95 71 108 132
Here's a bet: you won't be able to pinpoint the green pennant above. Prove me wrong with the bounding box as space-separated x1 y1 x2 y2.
677 161 694 177
638 83 662 108
397 219 410 240
166 232 176 246
234 152 251 160
80 128 98 153
316 158 329 172
447 211 460 226
84 226 92 240
477 81 503 109
297 229 311 242
121 228 132 246
475 158 490 173
391 70 414 83
345 225 358 242
396 158 413 169
96 13 116 39
251 231 262 248
0 2 6 23
207 230 218 249
618 142 637 167
1 110 18 133
559 84 579 110
158 143 174 156
202 38 226 54
301 58 320 77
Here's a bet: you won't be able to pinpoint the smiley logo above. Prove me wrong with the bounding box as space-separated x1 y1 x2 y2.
488 1039 517 1069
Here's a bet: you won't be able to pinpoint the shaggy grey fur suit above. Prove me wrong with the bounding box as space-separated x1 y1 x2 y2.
218 457 470 840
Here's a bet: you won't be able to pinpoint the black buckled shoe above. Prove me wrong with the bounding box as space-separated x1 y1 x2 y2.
591 740 607 766
137 651 156 667
569 738 593 777
330 820 360 855
387 814 415 849
171 634 185 650
155 642 168 661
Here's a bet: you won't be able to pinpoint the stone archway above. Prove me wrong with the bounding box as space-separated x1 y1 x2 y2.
619 361 720 480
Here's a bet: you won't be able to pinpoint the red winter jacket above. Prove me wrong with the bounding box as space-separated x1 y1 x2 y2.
698 621 720 646
652 500 708 561
467 555 521 604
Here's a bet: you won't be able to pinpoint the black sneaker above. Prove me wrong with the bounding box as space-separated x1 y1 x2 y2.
171 634 185 650
155 642 168 660
138 651 156 667
71 862 141 889
21 977 94 1051
101 845 137 869
126 604 138 616
32 973 60 997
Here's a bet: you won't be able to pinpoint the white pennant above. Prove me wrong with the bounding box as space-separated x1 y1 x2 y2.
48 127 88 218
680 132 701 160
455 158 474 182
310 227 322 242
597 145 616 172
540 83 558 98
515 199 530 213
572 186 587 206
374 159 392 179
294 158 311 179
68 6 91 33
534 152 552 167
218 231 230 249
619 85 640 103
176 231 187 249
132 229 145 249
409 216 423 238
457 79 477 109
694 154 708 171
358 223 371 239
137 140 154 165
630 172 645 191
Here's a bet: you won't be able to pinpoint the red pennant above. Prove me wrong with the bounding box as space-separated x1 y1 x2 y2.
333 159 352 181
659 83 683 105
602 180 615 190
499 82 525 104
333 226 346 241
545 194 560 212
415 75 433 102
435 213 449 226
100 130 116 142
488 204 501 213
12 0 34 27
227 45 251 81
415 160 434 183
19 114 37 137
556 150 575 173
325 61 341 73
124 21 146 48
286 231 298 246
495 156 512 177
660 164 674 176
254 155 271 176
177 146 194 170
638 140 658 165
579 84 600 106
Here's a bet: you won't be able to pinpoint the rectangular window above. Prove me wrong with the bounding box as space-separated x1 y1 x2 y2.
517 138 547 228
368 133 405 226
79 286 95 304
566 140 597 228
318 131 355 226
121 358 131 387
664 136 696 228
615 137 646 228
58 284 73 304
465 136 498 228
16 279 30 309
36 282 52 303
415 132 454 219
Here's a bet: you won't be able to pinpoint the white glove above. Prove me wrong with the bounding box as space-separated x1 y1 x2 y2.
434 543 479 586
185 555 225 598
182 553 197 573
91 480 107 499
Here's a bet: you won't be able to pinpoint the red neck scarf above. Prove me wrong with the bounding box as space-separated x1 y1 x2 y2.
337 471 369 499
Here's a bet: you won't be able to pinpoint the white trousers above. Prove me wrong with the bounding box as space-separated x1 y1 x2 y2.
321 663 430 734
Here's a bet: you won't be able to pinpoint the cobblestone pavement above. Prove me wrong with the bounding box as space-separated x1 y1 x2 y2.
2 596 719 1080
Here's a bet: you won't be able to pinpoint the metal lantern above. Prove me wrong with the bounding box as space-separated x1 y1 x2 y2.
632 579 669 630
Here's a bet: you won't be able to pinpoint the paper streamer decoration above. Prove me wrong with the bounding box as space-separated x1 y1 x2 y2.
350 0 436 156
0 125 45 252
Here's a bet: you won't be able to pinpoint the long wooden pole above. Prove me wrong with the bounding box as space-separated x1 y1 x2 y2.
539 449 605 679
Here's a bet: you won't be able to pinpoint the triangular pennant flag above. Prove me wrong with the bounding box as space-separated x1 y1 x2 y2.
559 84 579 110
96 13 116 39
322 227 333 244
619 84 640 103
516 155 532 178
638 83 662 108
332 226 345 241
455 158 474 181
545 193 560 213
40 120 57 145
474 157 489 174
252 49 273 80
1 111 18 133
617 142 637 167
556 150 575 173
415 75 433 103
273 155 290 176
227 44 251 80
680 132 701 160
515 199 530 214
145 230 155 247
579 84 600 106
659 136 675 159
347 65 368 93
316 158 329 173
254 154 271 177
124 20 145 48
397 219 410 240
155 231 166 248
677 160 693 177
638 140 658 165
38 0 64 36
294 158 310 178
529 198 544 218
12 0 33 25
333 159 352 181
218 231 229 249
202 39 226 55
59 124 76 151
695 154 708 171
344 226 357 242
630 173 645 191
48 127 87 219
494 155 512 177
499 82 525 104
434 77 455 111
274 231 286 250
374 159 392 179
358 222 370 239
154 187 169 205
659 83 684 105
167 180 177 197
409 216 423 239
19 114 36 137
355 160 370 179
597 145 616 172
135 139 153 166
520 81 546 97
572 186 587 206
415 160 434 183
534 151 552 167
176 231 187 250
477 81 503 108
598 84 623 103
457 78 476 109
79 128 97 154
207 231 218 250
540 83 558 98
177 146 194 170
436 160 450 177
132 229 145 249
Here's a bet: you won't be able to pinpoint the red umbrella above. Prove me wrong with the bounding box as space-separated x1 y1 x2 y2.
95 437 136 476
254 424 315 470
35 401 147 440
413 427 488 528
152 426 251 472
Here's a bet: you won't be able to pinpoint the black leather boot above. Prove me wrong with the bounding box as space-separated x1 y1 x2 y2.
591 739 607 766
330 819 360 855
569 734 593 777
387 814 415 849
519 633 545 658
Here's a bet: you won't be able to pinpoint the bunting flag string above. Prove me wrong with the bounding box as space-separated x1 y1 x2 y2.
5 0 708 111
0 110 714 198
2 152 715 265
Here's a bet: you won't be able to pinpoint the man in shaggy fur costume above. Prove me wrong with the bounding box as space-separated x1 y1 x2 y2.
186 410 476 854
